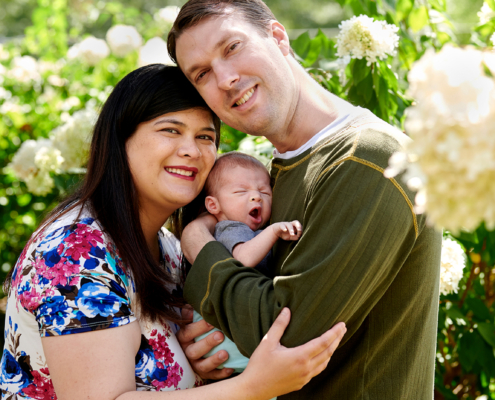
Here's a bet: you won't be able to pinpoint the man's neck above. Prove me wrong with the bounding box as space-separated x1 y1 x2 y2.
268 61 344 154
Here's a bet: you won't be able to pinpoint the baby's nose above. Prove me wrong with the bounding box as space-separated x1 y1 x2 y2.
250 194 262 202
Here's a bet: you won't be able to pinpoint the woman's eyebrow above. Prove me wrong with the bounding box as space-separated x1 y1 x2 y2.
153 118 185 126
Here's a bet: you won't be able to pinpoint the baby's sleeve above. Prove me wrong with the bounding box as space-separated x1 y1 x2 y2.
213 221 256 254
26 220 136 337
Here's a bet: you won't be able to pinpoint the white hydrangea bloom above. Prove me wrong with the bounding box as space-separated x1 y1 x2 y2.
385 45 495 233
34 145 64 174
478 2 495 24
154 6 180 25
9 140 41 180
24 170 55 196
106 25 143 57
0 44 9 61
336 15 399 66
71 37 110 66
8 56 41 84
9 138 62 196
439 238 466 296
139 37 175 67
50 108 97 169
491 33 495 46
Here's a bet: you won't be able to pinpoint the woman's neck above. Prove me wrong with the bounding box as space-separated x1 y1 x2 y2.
139 207 171 264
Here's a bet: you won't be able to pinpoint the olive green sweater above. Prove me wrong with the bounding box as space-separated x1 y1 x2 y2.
184 110 442 399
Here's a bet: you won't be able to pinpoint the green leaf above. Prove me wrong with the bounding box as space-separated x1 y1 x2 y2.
291 32 311 60
465 298 492 322
446 306 467 324
478 323 495 348
378 61 398 92
358 72 374 103
459 331 484 371
429 0 447 12
408 6 428 32
486 0 495 10
304 35 323 67
352 58 370 84
396 0 414 21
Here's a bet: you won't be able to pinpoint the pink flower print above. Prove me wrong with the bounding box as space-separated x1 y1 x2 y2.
151 379 166 390
148 333 174 366
18 286 43 312
166 362 183 388
194 374 205 387
21 368 56 400
59 225 103 260
45 257 80 287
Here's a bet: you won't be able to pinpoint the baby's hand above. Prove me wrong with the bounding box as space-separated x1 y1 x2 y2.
272 221 302 241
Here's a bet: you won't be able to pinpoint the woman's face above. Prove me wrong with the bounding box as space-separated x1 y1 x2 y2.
126 107 217 219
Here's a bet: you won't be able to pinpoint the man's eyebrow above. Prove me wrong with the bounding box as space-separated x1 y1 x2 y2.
185 33 233 78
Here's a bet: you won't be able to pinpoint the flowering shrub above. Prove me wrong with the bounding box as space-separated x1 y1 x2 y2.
1 0 495 398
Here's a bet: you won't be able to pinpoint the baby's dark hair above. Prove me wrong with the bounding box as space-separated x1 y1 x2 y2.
205 152 269 196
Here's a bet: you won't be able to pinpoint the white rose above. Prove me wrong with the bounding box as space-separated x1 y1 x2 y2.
336 15 399 66
106 25 143 57
138 37 175 67
439 238 466 296
76 37 110 66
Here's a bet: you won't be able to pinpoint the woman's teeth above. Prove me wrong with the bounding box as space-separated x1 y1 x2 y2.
235 87 255 106
166 168 193 177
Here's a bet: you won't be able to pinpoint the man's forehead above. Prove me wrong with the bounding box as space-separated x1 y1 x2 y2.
176 15 254 70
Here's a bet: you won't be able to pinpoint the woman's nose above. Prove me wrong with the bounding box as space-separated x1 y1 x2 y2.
178 138 201 159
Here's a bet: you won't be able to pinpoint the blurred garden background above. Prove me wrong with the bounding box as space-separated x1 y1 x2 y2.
1 0 495 398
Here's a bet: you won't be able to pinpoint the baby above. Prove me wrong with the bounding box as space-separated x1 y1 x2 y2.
192 152 302 379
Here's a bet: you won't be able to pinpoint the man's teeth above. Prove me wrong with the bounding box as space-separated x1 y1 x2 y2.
235 88 255 106
166 168 193 177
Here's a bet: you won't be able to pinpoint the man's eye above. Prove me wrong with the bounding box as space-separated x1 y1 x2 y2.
196 70 207 82
228 43 239 52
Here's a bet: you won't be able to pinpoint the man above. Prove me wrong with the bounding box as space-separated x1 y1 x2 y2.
168 0 442 398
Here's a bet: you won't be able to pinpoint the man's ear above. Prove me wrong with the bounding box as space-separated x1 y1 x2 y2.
270 21 291 57
205 196 221 215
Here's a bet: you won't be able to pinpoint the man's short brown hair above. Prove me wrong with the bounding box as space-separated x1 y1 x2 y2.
205 151 269 196
167 0 293 64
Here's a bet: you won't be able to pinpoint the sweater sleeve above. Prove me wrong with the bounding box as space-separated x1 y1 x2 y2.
184 159 418 356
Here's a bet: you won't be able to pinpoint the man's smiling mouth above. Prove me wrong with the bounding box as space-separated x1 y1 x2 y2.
233 86 256 107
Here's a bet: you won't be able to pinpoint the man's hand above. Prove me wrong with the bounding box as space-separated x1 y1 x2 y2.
181 213 217 264
271 220 303 241
177 306 234 380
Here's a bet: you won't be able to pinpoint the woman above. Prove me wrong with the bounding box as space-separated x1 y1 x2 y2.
0 65 345 400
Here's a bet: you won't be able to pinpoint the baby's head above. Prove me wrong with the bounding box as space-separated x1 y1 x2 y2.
205 152 272 231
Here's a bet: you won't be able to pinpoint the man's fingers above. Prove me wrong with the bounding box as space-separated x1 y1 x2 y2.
181 305 194 321
190 349 232 379
185 331 225 360
176 318 214 344
263 308 291 344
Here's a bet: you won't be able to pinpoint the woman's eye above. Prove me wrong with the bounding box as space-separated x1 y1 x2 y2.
161 128 178 134
197 134 214 141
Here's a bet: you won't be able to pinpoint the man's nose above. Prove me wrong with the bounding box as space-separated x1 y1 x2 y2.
215 63 239 91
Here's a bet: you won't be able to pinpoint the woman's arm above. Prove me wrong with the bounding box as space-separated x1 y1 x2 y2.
42 309 346 400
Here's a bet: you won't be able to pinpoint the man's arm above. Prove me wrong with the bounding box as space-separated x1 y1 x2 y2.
233 221 302 267
183 160 419 356
180 212 217 263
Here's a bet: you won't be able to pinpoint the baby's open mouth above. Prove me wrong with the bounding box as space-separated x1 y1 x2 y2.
249 208 260 218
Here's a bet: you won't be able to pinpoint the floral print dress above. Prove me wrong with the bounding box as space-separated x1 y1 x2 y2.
0 207 202 399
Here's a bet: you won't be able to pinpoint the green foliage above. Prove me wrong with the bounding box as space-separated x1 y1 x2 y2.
1 0 495 398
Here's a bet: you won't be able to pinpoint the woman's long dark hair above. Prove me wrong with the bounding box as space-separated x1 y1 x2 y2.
5 64 220 324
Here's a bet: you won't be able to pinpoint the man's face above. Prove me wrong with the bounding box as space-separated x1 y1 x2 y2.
176 14 297 138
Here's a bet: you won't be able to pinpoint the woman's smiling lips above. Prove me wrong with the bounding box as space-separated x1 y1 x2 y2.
164 165 198 181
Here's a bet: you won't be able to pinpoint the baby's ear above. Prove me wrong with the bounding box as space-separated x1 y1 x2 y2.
205 196 221 215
